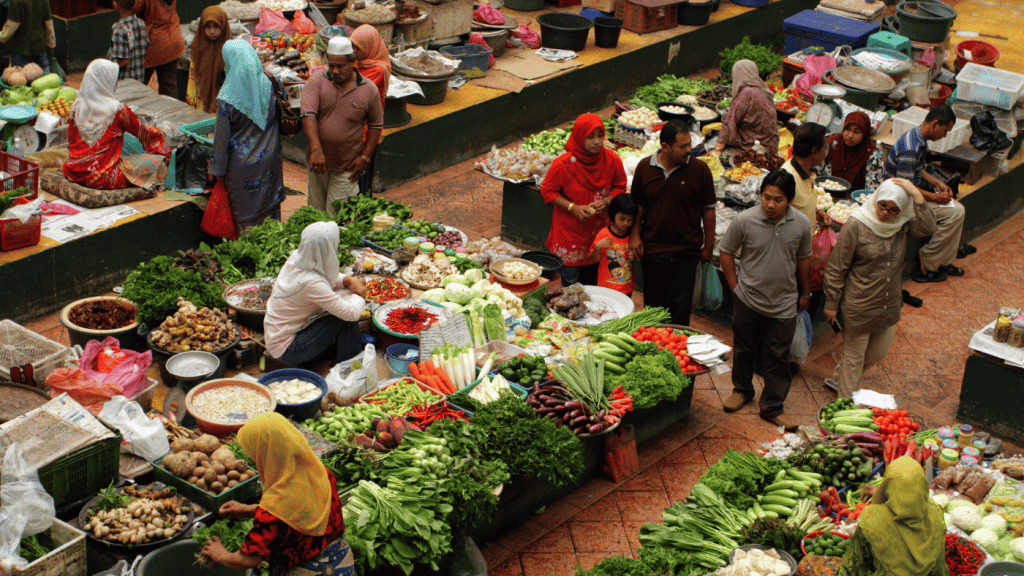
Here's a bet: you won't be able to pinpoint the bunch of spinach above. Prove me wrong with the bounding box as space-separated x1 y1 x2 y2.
630 75 714 110
575 554 671 576
121 256 228 327
719 36 784 79
331 195 412 227
192 519 269 576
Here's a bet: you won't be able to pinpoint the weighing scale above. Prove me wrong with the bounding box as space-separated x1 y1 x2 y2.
807 84 847 132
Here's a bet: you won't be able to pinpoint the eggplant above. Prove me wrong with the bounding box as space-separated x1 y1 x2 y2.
597 409 607 419
543 398 565 407
570 415 589 427
564 400 584 410
568 409 583 418
588 423 609 434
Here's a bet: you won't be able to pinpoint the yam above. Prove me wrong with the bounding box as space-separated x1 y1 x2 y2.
210 461 226 475
194 434 222 455
164 453 196 478
170 437 195 453
210 447 234 463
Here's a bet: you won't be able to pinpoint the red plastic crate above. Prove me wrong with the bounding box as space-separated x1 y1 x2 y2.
50 0 98 19
0 151 40 199
0 198 41 251
615 0 679 34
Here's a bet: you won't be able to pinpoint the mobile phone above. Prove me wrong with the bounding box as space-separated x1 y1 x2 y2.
830 318 842 333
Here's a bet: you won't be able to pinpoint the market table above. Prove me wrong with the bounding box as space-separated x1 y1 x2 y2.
958 321 1024 445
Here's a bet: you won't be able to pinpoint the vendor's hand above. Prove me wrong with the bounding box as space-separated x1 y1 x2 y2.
309 148 327 174
200 537 230 566
824 308 838 324
935 180 951 195
629 236 644 259
700 244 713 263
570 203 596 221
346 156 369 182
594 237 614 251
345 276 366 297
816 209 832 228
218 501 249 519
798 295 810 312
934 189 953 203
711 147 723 157
590 196 610 213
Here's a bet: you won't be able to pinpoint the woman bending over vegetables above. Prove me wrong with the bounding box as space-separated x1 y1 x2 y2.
200 412 353 575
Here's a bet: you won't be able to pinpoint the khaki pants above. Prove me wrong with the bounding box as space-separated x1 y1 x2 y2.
832 324 896 398
308 171 360 214
920 200 965 271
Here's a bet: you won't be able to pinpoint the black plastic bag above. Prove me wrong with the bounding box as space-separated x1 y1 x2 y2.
970 111 1012 152
173 140 210 192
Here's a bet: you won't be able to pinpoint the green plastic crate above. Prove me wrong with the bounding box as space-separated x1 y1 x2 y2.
180 117 216 149
37 427 121 513
151 452 262 513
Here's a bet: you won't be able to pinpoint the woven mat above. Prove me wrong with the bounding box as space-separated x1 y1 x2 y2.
41 172 156 209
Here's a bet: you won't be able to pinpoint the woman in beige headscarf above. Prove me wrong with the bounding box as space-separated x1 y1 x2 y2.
712 59 781 163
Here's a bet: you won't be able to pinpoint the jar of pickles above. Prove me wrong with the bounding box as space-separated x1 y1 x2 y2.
957 424 974 448
419 242 435 255
1009 316 1024 348
935 427 956 445
403 237 421 253
941 439 959 453
938 448 959 470
994 316 1012 343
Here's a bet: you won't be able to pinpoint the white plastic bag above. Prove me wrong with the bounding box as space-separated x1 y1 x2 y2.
0 444 56 573
325 344 378 400
98 396 171 461
788 311 812 363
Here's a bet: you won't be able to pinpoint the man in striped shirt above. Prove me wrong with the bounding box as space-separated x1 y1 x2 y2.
885 104 966 283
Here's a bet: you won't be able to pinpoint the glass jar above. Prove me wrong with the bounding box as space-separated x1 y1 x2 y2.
962 446 980 459
941 439 959 453
972 439 986 452
419 242 435 255
937 448 959 470
993 316 1012 343
957 424 974 448
935 426 956 445
1009 317 1024 348
960 455 979 466
403 237 420 253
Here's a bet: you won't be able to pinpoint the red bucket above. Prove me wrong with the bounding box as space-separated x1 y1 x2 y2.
929 84 952 108
955 39 999 68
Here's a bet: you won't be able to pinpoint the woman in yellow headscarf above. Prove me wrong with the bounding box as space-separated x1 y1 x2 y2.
837 456 948 576
199 413 353 575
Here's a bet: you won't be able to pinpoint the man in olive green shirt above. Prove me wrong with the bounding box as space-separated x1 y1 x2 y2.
0 0 55 73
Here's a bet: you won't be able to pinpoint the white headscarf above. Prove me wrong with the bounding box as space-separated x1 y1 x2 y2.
849 179 915 239
272 222 341 299
72 59 122 147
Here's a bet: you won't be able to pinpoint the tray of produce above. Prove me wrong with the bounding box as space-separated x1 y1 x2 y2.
364 276 411 304
399 252 458 290
147 298 239 354
77 482 194 548
222 277 274 314
546 284 634 325
730 149 784 171
372 299 452 338
362 225 413 255
630 324 711 375
301 403 390 443
724 161 767 182
151 434 261 513
800 531 851 557
359 377 444 415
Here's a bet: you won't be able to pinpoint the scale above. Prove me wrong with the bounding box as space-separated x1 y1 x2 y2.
807 84 847 132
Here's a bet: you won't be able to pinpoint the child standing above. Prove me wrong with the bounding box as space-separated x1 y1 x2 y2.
0 0 55 73
589 194 638 295
108 0 149 82
185 6 228 113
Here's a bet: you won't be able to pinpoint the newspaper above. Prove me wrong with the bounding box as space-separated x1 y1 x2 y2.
41 201 142 244
536 48 577 62
1 393 117 441
387 77 425 99
969 320 1024 368
0 409 99 470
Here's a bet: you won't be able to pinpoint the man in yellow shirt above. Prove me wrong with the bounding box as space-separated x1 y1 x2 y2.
782 123 832 230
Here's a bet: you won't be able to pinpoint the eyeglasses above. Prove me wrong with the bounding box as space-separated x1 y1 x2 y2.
878 204 901 216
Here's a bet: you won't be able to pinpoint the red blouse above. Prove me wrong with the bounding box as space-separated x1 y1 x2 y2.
63 106 166 190
540 155 627 266
239 470 346 569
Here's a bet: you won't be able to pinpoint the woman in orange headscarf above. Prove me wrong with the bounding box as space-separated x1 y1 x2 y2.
350 24 391 112
200 413 352 574
185 6 229 113
540 113 627 285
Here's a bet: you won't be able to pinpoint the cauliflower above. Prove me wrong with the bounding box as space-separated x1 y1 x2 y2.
970 527 1000 552
951 506 983 532
444 283 474 305
981 514 1008 534
471 279 491 298
1011 537 1024 561
464 268 484 283
930 493 950 508
420 288 447 303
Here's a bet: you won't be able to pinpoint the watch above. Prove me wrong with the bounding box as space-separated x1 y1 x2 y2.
360 155 370 162
800 294 811 299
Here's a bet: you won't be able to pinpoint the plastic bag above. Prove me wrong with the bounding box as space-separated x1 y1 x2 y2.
788 311 812 363
970 111 1012 152
97 397 171 461
794 54 837 99
698 261 723 311
81 337 153 398
808 227 838 292
473 3 505 25
254 8 296 36
45 367 124 415
508 24 541 49
0 444 56 574
292 10 316 34
325 344 378 400
171 139 210 193
201 179 237 239
691 259 704 310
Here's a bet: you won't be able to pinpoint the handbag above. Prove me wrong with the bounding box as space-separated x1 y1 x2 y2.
266 71 302 137
201 179 237 239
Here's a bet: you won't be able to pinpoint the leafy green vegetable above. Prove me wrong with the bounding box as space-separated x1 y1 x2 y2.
588 307 671 337
453 258 483 273
192 518 268 576
331 195 411 226
18 533 56 563
0 186 31 215
740 518 806 560
121 256 228 327
699 449 789 511
608 342 691 408
320 437 385 493
718 37 784 80
428 419 510 534
630 75 714 110
575 554 671 576
523 295 550 329
96 481 130 512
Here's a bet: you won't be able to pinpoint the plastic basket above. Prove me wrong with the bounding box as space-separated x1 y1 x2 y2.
0 319 69 384
0 207 41 251
614 122 649 149
955 63 1024 110
361 225 412 256
614 0 678 34
180 117 217 149
0 151 40 197
151 452 263 513
38 424 121 513
385 343 419 377
456 375 529 400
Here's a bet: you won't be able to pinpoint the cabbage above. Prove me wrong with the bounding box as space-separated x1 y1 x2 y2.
439 302 463 312
464 268 484 283
1011 537 1024 561
36 88 58 104
931 493 950 508
970 527 1000 552
951 506 983 532
471 279 491 298
420 288 446 303
946 499 977 513
944 513 952 529
981 514 1008 534
445 283 474 305
442 274 466 287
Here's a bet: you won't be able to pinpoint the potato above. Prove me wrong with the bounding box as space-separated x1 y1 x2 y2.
210 461 226 475
188 475 199 484
163 453 196 478
227 470 241 481
216 474 228 486
234 461 248 473
192 451 209 463
171 437 195 453
210 481 224 494
222 456 237 471
197 478 208 490
241 470 255 481
194 434 222 455
227 479 239 488
210 447 234 462
203 470 217 485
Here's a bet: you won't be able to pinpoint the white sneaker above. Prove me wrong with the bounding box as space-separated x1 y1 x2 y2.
824 379 838 392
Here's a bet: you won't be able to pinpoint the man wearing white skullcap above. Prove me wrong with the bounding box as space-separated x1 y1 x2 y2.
300 34 383 213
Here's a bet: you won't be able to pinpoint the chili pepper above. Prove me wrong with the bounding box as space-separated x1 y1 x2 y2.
946 533 985 576
406 402 469 428
385 306 438 334
365 277 411 302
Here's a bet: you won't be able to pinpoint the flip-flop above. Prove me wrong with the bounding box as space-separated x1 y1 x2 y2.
902 290 923 308
957 243 978 258
940 264 965 277
912 269 948 283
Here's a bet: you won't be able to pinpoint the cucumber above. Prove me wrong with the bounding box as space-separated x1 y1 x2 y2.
762 510 780 519
765 488 800 499
788 469 822 484
604 362 626 375
752 501 766 519
604 335 635 354
617 332 641 345
594 352 626 365
745 508 758 523
761 495 798 507
761 504 793 516
763 481 797 492
597 345 627 356
776 470 789 482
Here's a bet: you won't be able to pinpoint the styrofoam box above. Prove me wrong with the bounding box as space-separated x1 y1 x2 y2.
890 106 971 154
956 63 1024 111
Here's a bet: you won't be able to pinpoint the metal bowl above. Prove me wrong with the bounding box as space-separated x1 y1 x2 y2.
519 250 563 279
729 545 798 576
814 176 852 198
166 351 220 383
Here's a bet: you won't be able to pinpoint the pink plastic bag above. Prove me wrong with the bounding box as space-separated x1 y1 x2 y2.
293 10 316 34
473 3 505 25
46 368 124 415
255 8 296 36
808 227 839 292
509 24 541 49
468 33 497 67
795 55 837 99
81 337 153 399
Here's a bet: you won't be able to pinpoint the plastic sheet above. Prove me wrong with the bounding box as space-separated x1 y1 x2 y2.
0 444 55 574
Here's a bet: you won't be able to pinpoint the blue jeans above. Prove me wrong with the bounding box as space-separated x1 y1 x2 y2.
10 52 49 74
277 315 362 364
558 263 598 286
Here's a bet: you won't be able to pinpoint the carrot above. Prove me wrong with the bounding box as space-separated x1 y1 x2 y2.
436 368 455 394
423 360 437 377
409 362 421 379
428 375 445 394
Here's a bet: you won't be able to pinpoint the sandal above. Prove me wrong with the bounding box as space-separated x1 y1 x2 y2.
912 269 948 283
939 264 965 277
957 243 977 259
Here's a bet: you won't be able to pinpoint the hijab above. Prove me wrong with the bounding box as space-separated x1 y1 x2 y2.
562 113 620 193
858 456 947 576
351 24 391 90
731 59 772 100
238 413 333 536
217 39 273 130
190 6 229 114
72 59 122 147
849 179 915 239
272 222 341 299
826 112 877 191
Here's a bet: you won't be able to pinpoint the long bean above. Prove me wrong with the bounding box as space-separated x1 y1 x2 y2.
588 307 671 336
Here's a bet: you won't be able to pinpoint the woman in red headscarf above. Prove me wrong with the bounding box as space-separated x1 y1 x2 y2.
540 113 627 285
819 112 885 192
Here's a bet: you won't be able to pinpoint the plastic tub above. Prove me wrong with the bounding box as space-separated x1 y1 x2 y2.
395 73 454 106
593 16 623 48
679 0 713 25
259 368 328 422
955 39 998 69
480 29 510 57
60 296 140 352
928 83 952 107
138 540 252 576
147 330 240 385
385 343 420 377
439 44 493 74
955 63 1024 110
852 47 911 83
166 351 219 383
895 1 955 43
731 0 768 6
783 10 879 55
537 12 593 51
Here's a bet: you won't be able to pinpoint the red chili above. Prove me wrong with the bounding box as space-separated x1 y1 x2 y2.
366 277 410 302
406 402 469 428
385 306 438 334
946 533 985 576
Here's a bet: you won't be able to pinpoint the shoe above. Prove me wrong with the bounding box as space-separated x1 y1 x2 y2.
824 378 838 392
939 264 965 277
762 413 799 431
957 243 977 259
902 290 923 308
912 269 948 283
788 362 801 376
723 392 753 413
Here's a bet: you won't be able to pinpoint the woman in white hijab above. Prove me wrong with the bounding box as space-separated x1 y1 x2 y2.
264 222 367 364
63 59 168 190
822 178 936 396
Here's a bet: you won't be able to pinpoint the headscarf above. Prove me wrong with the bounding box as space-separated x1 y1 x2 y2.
238 413 333 536
562 112 619 192
217 39 273 130
731 59 772 100
351 25 391 89
72 59 123 147
272 222 341 299
190 6 229 114
849 179 915 239
857 456 946 576
825 112 877 191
